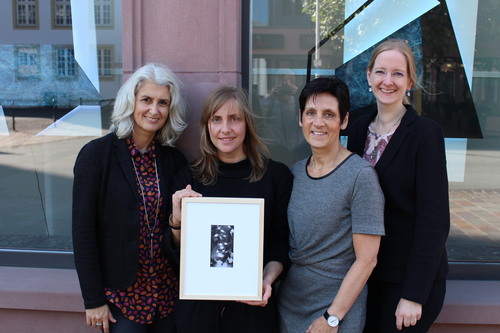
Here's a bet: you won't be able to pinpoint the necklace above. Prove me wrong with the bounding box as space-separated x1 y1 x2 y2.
132 157 161 260
310 150 347 171
375 112 405 136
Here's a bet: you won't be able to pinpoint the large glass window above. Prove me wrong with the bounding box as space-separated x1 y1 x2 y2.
250 0 500 264
0 0 122 267
95 0 113 27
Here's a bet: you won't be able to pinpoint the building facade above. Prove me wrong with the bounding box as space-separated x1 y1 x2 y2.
1 0 499 331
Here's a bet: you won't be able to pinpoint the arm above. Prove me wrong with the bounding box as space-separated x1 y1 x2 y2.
396 125 450 329
306 234 381 333
72 141 116 330
402 126 450 302
169 184 202 246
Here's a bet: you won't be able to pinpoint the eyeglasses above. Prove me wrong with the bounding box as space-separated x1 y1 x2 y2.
372 70 407 80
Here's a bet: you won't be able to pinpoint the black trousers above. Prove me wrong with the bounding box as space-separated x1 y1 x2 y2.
363 279 446 333
108 302 176 333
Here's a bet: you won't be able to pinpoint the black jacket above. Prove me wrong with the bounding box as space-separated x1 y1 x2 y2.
72 133 186 309
347 104 450 305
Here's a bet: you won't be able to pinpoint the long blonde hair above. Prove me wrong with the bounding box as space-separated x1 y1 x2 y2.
192 87 269 185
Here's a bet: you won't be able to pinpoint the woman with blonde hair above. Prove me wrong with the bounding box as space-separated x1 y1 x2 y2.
348 39 450 332
168 86 293 333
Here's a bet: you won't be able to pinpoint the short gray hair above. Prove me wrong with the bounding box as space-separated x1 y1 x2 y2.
109 63 187 146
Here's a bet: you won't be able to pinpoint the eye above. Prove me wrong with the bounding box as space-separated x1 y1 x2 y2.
324 112 334 119
393 71 406 78
305 110 315 117
374 70 387 77
159 99 170 107
211 116 221 123
230 115 241 122
141 97 152 103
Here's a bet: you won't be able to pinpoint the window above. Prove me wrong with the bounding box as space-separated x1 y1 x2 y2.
53 0 72 27
15 45 40 78
95 0 112 27
13 0 38 28
250 0 500 268
54 46 76 79
54 0 72 26
97 46 114 79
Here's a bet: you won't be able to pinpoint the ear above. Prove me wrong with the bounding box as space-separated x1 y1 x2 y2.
341 112 349 130
366 71 372 86
407 80 414 91
298 111 303 127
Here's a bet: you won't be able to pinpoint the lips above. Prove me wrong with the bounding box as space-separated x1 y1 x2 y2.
145 115 160 122
380 88 396 93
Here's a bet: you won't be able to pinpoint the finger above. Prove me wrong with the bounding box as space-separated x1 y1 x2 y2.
396 316 403 330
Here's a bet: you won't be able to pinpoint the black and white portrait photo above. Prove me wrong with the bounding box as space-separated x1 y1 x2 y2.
210 225 235 268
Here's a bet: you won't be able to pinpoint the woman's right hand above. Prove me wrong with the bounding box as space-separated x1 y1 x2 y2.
171 184 202 228
85 304 116 332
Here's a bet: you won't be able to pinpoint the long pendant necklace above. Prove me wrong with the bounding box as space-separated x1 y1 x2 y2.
132 157 160 260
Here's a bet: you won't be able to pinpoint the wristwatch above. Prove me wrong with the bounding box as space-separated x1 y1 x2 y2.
323 310 342 327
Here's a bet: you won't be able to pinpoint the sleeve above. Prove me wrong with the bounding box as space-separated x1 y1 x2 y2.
351 164 385 236
72 141 107 309
265 161 293 270
164 165 193 269
401 125 450 304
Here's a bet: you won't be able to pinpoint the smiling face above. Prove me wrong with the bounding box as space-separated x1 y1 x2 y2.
132 81 171 141
300 92 348 152
208 99 247 163
367 49 413 108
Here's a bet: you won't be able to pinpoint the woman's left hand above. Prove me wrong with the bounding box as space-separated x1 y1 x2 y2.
237 279 272 307
306 316 338 333
395 298 422 330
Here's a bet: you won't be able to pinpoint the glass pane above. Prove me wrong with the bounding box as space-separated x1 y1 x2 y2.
0 1 122 256
251 0 500 262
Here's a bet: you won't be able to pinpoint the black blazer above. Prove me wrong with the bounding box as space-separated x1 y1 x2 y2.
347 104 450 305
72 133 186 309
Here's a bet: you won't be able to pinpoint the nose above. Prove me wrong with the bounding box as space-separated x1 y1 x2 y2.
221 119 231 132
383 73 394 84
312 114 325 126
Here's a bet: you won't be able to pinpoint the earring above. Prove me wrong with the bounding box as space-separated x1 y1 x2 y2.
368 86 372 92
406 90 411 97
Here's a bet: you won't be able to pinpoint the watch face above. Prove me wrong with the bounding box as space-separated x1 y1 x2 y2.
327 316 339 327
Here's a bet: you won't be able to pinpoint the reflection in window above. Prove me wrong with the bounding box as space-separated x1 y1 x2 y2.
97 46 113 78
95 0 112 27
54 46 76 79
251 0 500 264
15 45 40 78
54 0 72 27
15 0 38 28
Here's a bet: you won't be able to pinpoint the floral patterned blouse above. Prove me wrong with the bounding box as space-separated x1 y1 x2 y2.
362 126 396 166
104 137 178 324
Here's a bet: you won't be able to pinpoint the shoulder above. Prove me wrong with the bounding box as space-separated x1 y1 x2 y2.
157 144 187 164
267 159 292 175
76 133 117 160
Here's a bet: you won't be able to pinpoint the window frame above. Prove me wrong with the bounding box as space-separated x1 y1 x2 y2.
53 45 78 80
14 44 41 80
94 0 114 28
12 0 39 29
97 45 115 80
52 0 72 29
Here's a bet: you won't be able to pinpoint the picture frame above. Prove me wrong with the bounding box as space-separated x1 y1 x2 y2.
179 197 265 301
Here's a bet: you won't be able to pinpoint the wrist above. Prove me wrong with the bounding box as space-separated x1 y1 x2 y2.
323 310 342 327
168 214 181 230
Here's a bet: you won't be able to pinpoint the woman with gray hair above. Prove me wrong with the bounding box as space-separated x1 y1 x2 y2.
73 63 188 332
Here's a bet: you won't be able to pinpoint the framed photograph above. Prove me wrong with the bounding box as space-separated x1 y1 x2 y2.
179 197 264 301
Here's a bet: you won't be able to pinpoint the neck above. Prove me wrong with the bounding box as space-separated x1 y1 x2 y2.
132 133 154 153
310 144 346 169
376 103 407 125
